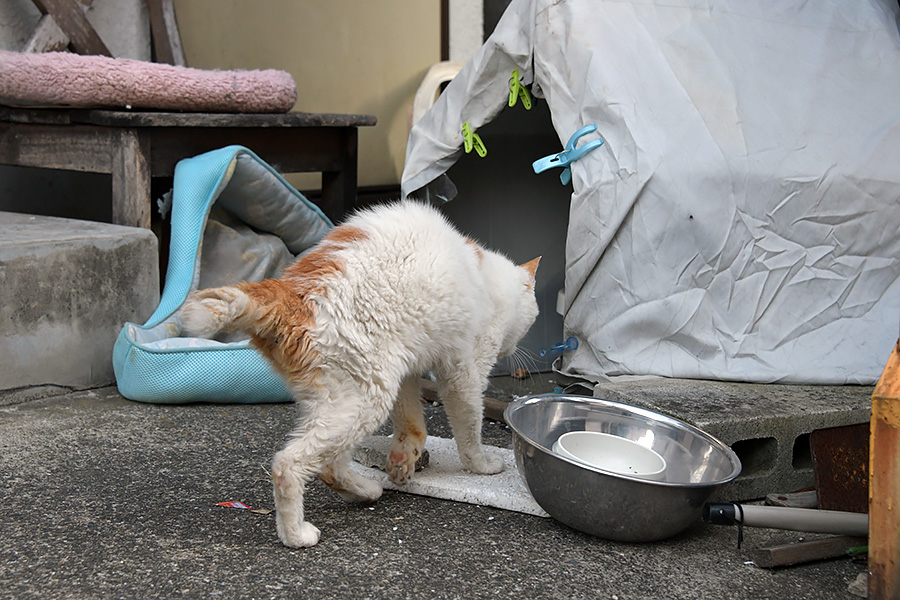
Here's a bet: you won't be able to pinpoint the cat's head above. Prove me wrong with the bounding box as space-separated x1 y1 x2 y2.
497 256 541 359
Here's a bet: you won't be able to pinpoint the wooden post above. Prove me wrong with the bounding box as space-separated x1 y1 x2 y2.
869 339 900 599
111 130 152 229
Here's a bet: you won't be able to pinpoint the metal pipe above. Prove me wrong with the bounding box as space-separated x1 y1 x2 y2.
703 503 869 537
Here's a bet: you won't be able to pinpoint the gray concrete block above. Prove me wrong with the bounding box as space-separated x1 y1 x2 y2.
593 377 872 501
0 212 159 390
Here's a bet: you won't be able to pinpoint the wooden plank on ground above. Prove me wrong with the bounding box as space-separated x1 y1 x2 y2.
419 378 508 423
765 490 818 509
752 536 866 569
482 397 508 422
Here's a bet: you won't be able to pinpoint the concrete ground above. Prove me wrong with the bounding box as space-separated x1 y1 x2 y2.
0 375 868 600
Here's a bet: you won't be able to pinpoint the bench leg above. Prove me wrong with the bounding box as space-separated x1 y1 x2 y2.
320 128 359 222
111 129 152 229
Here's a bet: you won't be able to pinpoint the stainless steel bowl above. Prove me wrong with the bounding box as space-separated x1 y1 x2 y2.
505 394 741 542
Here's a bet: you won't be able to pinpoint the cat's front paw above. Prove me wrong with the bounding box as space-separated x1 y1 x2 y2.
386 433 426 484
463 451 505 475
386 449 416 484
277 518 321 548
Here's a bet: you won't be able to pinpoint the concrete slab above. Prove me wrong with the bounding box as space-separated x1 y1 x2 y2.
593 377 872 501
0 212 158 390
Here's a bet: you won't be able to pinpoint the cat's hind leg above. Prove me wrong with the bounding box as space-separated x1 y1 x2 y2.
272 380 394 548
271 438 322 548
318 450 383 503
386 375 428 484
437 365 504 475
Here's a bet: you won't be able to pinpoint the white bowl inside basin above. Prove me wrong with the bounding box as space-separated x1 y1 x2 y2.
552 431 667 481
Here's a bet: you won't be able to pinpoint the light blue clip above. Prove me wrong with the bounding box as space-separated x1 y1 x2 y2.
532 124 603 185
539 336 579 358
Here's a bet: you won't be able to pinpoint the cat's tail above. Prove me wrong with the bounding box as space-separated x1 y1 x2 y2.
180 282 288 339
179 286 255 337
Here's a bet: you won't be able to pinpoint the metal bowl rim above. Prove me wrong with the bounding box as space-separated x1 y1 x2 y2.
504 393 742 487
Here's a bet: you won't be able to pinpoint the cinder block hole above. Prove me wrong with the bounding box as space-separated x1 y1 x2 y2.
730 437 777 476
792 433 813 469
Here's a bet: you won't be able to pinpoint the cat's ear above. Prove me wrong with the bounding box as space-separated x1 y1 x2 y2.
520 256 541 280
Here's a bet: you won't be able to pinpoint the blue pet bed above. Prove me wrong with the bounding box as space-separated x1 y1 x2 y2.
113 145 332 403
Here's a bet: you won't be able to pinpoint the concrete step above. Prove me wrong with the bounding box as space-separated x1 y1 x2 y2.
0 212 159 391
593 377 872 501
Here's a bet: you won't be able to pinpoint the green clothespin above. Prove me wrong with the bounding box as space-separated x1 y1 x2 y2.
462 122 487 157
509 69 532 110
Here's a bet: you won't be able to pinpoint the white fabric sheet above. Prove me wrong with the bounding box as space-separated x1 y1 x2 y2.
402 0 900 384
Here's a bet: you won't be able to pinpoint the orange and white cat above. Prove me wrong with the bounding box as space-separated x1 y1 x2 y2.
179 200 539 547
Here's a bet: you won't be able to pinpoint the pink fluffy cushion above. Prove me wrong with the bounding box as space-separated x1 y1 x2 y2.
0 50 297 113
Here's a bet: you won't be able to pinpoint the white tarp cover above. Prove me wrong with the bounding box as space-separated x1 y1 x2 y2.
401 0 900 384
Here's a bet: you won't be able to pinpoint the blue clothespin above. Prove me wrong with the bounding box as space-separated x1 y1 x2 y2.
539 336 579 358
532 124 603 185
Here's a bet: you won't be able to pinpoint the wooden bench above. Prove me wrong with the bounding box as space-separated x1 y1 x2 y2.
0 107 376 227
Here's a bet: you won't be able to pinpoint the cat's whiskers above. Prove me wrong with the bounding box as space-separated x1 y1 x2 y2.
519 345 540 371
507 345 539 384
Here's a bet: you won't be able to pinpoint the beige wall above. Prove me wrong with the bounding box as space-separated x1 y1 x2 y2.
173 1 441 190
